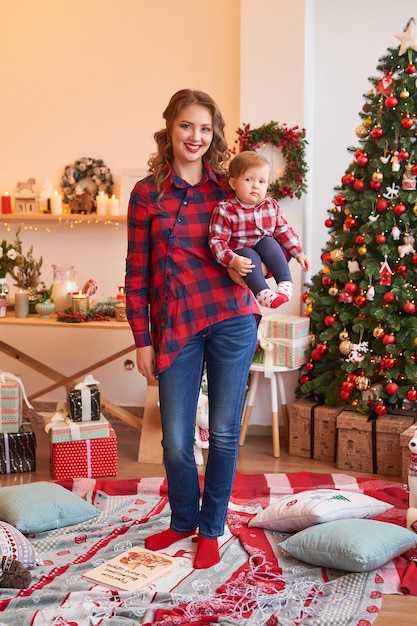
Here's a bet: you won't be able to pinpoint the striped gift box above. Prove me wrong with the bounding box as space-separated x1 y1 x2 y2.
0 379 21 434
254 314 310 370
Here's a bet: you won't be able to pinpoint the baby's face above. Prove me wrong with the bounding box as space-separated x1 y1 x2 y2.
230 164 270 206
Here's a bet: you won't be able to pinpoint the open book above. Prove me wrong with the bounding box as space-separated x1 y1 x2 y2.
83 546 180 592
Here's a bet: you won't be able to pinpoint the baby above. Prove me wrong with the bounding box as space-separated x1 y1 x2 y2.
209 151 310 308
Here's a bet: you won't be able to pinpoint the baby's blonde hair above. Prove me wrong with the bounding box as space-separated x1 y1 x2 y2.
229 151 271 180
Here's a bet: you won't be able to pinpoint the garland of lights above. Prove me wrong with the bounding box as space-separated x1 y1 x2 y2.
60 157 114 204
235 121 308 201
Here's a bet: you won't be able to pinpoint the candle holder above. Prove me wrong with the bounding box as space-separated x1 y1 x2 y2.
72 293 89 315
115 301 127 322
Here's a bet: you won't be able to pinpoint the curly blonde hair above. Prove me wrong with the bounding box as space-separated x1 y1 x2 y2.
148 89 230 197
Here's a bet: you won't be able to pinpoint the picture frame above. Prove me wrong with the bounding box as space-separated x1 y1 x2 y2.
120 168 147 215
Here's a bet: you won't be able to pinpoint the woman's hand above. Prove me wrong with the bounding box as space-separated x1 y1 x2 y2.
136 346 158 381
227 266 247 287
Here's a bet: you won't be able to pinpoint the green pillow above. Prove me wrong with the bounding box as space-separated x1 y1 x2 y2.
0 481 100 533
280 518 417 572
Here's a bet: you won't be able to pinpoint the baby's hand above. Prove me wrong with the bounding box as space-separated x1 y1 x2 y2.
296 254 311 271
230 255 255 276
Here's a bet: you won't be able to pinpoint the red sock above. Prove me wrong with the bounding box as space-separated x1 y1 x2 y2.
194 535 220 569
145 528 195 551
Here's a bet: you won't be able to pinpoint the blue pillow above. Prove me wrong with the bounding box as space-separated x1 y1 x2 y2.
280 518 417 572
0 481 100 533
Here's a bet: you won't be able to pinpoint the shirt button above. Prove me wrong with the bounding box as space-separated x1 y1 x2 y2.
183 200 188 206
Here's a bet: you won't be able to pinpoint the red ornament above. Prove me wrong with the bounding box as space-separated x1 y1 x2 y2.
324 218 334 228
399 150 409 161
353 179 365 192
345 281 358 294
316 342 328 354
375 233 386 244
401 116 414 130
403 301 416 314
369 181 381 191
322 276 334 286
394 202 406 216
311 348 323 361
385 382 399 396
357 154 369 166
339 390 352 402
299 374 310 384
382 333 396 345
383 291 396 304
412 165 417 177
305 361 314 371
342 380 355 392
371 126 384 139
383 356 396 369
376 198 389 212
324 315 336 327
412 254 417 265
397 264 407 274
375 402 388 415
354 294 367 307
342 173 355 185
405 63 416 74
344 216 357 229
355 234 365 244
406 387 417 402
321 252 332 263
334 194 346 206
385 95 398 108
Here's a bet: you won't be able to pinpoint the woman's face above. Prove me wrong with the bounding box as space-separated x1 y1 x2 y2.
171 104 213 170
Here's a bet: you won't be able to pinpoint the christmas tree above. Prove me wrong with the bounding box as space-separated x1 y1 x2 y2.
298 18 417 418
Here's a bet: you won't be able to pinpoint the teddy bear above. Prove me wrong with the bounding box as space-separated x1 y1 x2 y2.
0 556 31 589
194 390 209 465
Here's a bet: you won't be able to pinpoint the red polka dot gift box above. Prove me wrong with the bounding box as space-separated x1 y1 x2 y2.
50 427 118 479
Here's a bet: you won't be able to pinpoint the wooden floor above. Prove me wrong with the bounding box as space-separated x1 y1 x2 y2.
2 403 416 625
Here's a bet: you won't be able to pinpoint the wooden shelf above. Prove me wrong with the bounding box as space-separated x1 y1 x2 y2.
0 212 126 223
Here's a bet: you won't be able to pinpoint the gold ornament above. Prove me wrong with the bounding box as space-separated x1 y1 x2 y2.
373 325 385 338
372 170 384 183
400 88 410 99
355 123 369 138
413 203 417 216
305 303 313 315
355 375 370 391
358 245 367 255
339 329 349 341
330 248 344 262
365 117 373 127
328 286 339 296
339 339 353 355
309 333 316 346
344 208 351 215
322 265 331 274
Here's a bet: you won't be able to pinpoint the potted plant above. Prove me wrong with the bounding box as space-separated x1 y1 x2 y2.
27 281 52 314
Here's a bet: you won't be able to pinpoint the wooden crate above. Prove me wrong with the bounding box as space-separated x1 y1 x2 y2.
337 410 415 477
288 398 343 462
400 424 417 484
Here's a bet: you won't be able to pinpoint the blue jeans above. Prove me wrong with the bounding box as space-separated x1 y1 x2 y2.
158 314 258 538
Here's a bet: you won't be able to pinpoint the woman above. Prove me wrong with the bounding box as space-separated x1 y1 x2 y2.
125 89 259 568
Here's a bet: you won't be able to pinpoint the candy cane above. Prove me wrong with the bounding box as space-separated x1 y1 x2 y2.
82 279 98 296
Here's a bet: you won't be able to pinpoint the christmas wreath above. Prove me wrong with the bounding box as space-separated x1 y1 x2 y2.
60 157 114 206
235 121 308 200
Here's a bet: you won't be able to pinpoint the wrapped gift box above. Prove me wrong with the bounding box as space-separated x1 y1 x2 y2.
337 409 415 477
0 376 22 433
253 314 310 370
0 425 36 474
44 413 110 443
288 398 343 462
51 427 118 479
400 424 417 484
67 383 100 422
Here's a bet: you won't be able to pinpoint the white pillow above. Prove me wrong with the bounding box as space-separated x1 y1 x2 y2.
248 489 393 532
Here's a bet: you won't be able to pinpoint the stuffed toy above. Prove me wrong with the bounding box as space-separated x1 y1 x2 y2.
0 556 31 589
408 428 417 509
194 390 209 465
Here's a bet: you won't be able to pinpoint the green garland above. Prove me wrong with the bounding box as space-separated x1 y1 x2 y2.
235 121 308 200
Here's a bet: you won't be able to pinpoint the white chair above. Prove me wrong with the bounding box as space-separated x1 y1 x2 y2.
239 362 299 457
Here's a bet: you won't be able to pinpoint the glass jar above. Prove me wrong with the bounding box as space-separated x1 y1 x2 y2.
51 265 78 313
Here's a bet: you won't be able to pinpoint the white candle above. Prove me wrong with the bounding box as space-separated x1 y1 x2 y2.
108 194 120 216
14 289 29 318
96 191 108 216
51 190 63 215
